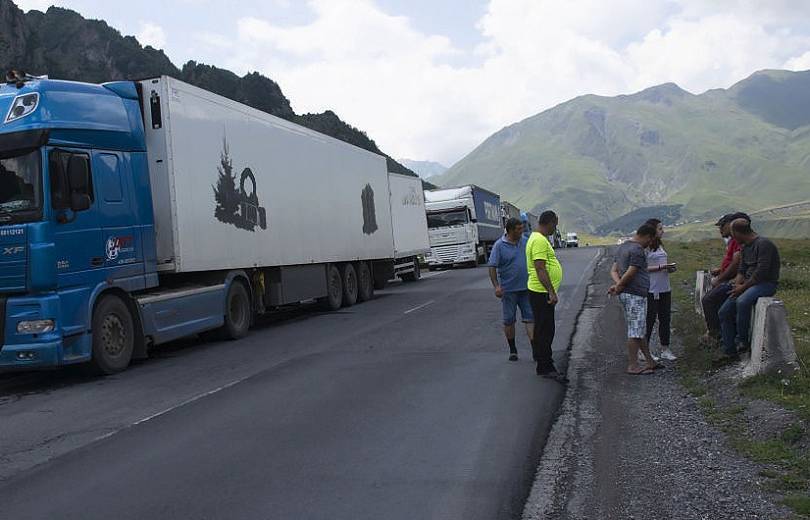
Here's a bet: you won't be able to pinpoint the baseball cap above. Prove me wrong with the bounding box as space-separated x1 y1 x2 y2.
715 213 733 227
727 212 751 223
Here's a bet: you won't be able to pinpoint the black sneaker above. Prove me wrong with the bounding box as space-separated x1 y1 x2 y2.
509 353 518 361
542 370 569 384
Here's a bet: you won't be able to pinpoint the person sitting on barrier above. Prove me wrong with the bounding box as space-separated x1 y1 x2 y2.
488 217 534 361
718 218 780 360
608 223 659 375
701 212 750 345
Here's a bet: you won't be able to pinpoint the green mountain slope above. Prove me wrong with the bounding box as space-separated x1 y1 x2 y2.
0 0 414 176
436 70 810 233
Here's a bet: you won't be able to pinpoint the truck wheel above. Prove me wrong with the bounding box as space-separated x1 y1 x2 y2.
319 264 343 311
357 262 374 302
222 281 251 340
341 263 359 307
89 295 135 375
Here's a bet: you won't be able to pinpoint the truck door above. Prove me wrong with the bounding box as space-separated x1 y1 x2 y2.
49 149 103 281
93 151 144 280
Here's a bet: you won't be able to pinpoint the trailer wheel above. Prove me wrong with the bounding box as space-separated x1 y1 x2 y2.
341 263 359 307
222 281 251 340
89 295 135 375
319 264 344 311
357 262 374 302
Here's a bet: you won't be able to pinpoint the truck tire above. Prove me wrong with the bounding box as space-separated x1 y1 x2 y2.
319 264 343 311
341 263 359 307
401 258 421 282
357 262 374 302
222 281 251 340
89 295 135 375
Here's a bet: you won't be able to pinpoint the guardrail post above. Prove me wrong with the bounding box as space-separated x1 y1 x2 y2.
742 297 800 378
694 271 711 317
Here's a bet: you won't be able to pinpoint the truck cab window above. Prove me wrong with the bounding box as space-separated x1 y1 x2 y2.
0 149 41 215
49 150 94 209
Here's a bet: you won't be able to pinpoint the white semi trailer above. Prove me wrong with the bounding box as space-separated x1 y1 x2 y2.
388 172 430 282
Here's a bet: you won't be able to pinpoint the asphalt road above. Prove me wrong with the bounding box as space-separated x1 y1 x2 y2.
0 247 600 520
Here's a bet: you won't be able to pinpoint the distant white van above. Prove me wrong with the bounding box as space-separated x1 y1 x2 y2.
565 232 579 248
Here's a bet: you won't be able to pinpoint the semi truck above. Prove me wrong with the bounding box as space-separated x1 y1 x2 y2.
423 185 501 268
0 74 418 374
521 211 539 238
500 200 520 227
388 172 429 281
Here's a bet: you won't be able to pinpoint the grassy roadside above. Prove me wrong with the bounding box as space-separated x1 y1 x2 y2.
667 238 810 516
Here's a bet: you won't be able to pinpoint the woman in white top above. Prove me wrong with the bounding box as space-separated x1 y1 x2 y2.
645 219 677 361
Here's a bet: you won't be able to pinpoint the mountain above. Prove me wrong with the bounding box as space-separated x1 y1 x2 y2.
0 0 414 177
435 70 810 233
400 159 448 179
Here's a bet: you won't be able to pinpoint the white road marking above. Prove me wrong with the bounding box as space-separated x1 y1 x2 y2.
421 270 449 279
404 300 435 314
92 378 245 442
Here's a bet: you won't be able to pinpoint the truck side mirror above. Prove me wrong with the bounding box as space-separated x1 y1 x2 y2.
67 155 91 212
67 155 89 192
70 193 91 212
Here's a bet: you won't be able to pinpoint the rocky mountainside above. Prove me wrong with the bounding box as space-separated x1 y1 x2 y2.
436 69 810 232
0 0 414 176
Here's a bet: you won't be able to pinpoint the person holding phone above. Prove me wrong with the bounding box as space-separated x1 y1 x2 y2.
644 219 677 361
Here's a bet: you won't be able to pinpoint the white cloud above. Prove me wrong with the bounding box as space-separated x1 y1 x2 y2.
136 21 167 49
785 51 810 71
13 0 56 11
189 0 810 165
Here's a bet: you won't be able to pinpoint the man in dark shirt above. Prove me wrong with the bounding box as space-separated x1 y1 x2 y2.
701 212 749 343
609 223 658 374
718 219 780 358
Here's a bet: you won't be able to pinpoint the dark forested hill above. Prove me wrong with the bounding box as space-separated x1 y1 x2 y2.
0 0 414 176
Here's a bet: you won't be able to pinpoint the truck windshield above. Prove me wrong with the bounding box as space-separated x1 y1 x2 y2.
427 210 468 228
0 149 41 222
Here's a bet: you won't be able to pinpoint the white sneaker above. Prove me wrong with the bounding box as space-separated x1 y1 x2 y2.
660 349 677 361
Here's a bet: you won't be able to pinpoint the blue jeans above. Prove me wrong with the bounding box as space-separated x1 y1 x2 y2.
718 282 777 355
501 290 534 325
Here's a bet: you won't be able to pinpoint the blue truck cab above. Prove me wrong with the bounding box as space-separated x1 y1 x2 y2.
0 75 160 373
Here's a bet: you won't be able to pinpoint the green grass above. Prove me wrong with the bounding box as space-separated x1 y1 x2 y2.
667 239 810 514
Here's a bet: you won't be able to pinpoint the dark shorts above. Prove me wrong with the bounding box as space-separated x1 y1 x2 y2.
502 290 534 325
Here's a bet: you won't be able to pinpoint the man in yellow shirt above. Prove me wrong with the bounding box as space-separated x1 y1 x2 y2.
526 210 565 381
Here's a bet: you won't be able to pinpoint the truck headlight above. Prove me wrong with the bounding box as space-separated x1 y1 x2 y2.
5 93 39 123
17 319 55 334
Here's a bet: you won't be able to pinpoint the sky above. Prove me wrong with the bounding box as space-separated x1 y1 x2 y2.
14 0 810 166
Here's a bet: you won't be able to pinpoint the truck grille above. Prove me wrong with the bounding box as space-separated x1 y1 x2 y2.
0 227 27 293
0 297 6 350
432 244 466 264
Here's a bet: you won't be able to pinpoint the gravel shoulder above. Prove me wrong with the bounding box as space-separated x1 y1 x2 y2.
522 255 791 520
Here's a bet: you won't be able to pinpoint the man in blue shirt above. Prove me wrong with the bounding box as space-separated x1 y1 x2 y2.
488 217 534 361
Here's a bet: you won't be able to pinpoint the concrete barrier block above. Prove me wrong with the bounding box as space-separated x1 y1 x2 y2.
694 271 711 317
743 297 800 378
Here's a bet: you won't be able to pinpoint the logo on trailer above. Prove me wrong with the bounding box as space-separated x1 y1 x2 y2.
483 201 500 222
212 135 267 232
106 236 134 261
401 187 422 207
361 184 378 235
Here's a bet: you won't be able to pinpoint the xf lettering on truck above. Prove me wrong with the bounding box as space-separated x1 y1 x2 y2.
2 246 24 256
